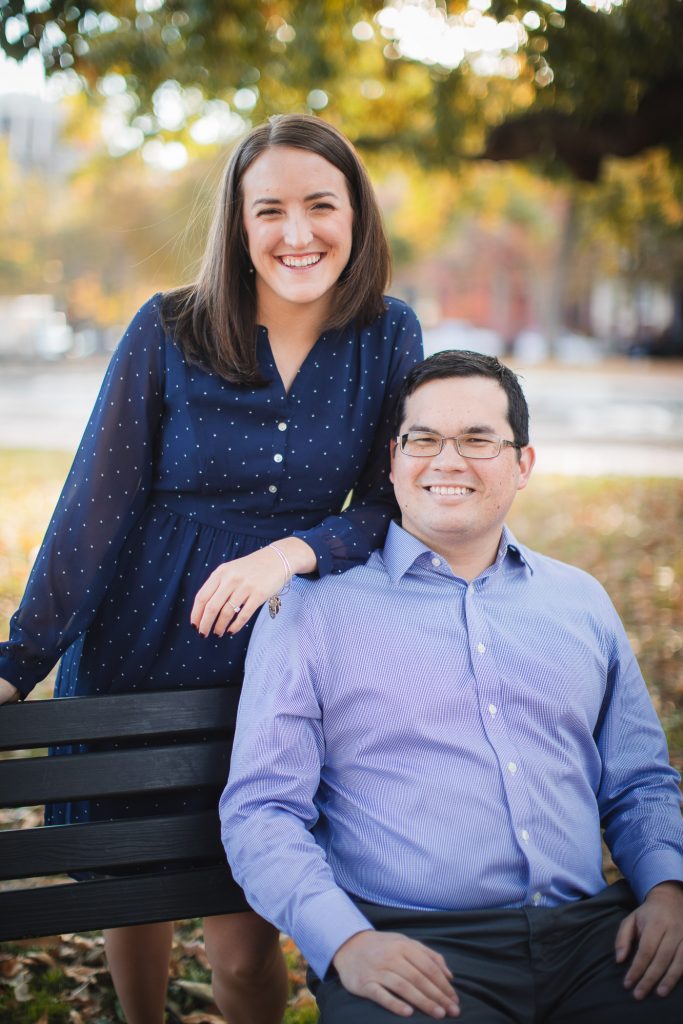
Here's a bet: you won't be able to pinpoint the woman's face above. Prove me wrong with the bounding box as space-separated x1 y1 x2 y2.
241 145 354 324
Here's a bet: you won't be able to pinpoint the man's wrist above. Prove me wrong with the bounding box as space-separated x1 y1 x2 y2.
332 928 375 969
645 880 683 900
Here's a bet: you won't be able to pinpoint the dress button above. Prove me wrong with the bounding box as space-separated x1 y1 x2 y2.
268 485 278 494
273 453 283 463
488 704 497 716
507 761 517 774
277 421 287 431
477 642 485 654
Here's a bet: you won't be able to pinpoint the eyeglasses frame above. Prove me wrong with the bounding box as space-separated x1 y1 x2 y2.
396 432 522 460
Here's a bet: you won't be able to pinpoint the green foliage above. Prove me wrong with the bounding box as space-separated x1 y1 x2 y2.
2 0 683 176
284 1003 320 1024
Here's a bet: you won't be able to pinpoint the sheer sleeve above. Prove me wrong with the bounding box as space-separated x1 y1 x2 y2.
0 297 166 697
293 302 423 576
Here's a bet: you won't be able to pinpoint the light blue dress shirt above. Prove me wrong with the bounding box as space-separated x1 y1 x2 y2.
221 521 683 979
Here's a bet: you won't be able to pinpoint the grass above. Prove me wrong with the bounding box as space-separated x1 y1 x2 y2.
0 450 681 1021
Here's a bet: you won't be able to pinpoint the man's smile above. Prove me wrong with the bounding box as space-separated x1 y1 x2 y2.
426 485 474 496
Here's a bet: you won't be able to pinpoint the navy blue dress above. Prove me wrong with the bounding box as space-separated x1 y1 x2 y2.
0 294 422 838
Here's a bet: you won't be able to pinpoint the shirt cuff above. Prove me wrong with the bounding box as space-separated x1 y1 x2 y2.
629 850 683 903
292 526 335 578
291 887 375 980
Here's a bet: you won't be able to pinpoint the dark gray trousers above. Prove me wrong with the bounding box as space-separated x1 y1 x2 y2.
309 882 683 1023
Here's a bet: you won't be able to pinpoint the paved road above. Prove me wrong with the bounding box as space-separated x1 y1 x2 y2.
1 357 682 477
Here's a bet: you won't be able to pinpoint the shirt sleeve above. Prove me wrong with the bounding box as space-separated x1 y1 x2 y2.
596 596 683 900
220 587 374 979
293 302 423 576
0 297 166 697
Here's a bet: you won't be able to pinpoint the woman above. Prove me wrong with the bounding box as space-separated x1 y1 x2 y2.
0 114 422 1024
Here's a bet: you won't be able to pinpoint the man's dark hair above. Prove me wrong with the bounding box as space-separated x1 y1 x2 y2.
392 349 529 447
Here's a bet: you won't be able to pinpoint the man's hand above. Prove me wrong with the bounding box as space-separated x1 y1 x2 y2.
615 881 683 999
332 930 460 1019
0 678 20 705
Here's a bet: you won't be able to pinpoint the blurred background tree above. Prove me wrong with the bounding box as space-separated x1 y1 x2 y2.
2 0 681 173
0 0 681 353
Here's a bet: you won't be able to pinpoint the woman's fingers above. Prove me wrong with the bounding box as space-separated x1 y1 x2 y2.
190 548 287 636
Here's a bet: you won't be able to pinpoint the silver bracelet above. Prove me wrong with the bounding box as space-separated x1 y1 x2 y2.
267 543 292 618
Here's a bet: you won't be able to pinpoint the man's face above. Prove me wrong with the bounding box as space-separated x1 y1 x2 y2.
390 375 535 561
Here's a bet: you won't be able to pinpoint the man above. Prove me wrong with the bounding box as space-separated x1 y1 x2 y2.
221 351 683 1023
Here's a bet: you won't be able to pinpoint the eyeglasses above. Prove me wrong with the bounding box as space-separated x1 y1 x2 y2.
397 431 522 459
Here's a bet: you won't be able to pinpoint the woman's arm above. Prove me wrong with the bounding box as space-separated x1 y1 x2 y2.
0 298 166 698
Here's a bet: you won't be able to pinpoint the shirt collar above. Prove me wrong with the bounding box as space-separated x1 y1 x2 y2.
381 520 534 585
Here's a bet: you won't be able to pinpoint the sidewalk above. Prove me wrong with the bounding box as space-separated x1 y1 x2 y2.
1 357 682 477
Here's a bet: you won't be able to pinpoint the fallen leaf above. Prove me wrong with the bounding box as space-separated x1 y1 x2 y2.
180 1014 226 1024
0 956 23 978
13 969 32 1002
26 951 57 968
63 964 104 983
174 979 215 1004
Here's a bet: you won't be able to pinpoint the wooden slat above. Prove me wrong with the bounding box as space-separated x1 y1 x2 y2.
0 687 240 751
0 688 243 942
0 811 225 880
0 740 230 807
0 865 243 941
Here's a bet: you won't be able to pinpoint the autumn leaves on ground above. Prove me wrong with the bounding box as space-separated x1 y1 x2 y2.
0 450 681 1023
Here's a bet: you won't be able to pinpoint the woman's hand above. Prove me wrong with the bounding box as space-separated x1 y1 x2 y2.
191 538 317 637
0 678 20 705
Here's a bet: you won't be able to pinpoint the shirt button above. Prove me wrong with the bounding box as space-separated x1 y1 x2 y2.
273 453 283 463
277 421 287 431
532 892 542 905
477 642 485 654
520 829 530 842
268 485 278 494
507 761 517 774
488 704 497 717
431 557 441 567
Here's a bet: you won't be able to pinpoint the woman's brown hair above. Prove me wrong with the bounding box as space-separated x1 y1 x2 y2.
161 114 391 384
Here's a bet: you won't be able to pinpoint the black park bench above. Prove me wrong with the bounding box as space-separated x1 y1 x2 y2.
0 687 244 942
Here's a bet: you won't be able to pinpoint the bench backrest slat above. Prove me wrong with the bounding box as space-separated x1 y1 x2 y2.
0 866 245 942
0 688 240 750
0 811 224 879
0 688 238 941
1 741 230 806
